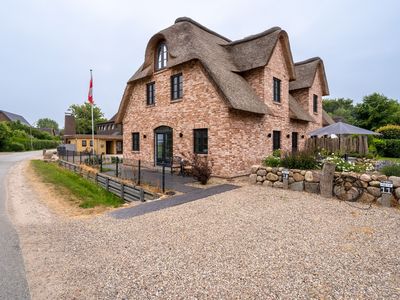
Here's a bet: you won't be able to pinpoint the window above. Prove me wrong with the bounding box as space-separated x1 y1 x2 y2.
82 140 87 147
194 129 208 154
132 132 140 151
272 130 281 151
90 140 93 147
273 77 281 103
171 73 183 100
292 132 298 152
156 43 168 70
313 94 318 113
146 82 155 105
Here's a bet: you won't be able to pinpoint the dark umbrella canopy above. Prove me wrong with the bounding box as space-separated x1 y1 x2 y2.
308 122 381 137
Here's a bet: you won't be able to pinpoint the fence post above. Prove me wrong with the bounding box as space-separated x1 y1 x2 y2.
95 173 98 184
120 183 125 200
88 152 91 166
162 164 165 193
138 160 141 185
106 177 109 191
79 152 82 164
72 151 75 164
100 154 103 173
140 188 145 202
115 157 119 178
66 150 69 162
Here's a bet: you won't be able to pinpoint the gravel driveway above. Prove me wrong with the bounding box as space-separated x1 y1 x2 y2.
9 161 400 299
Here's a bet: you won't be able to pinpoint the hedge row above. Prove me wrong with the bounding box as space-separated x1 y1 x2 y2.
373 139 400 158
8 137 60 151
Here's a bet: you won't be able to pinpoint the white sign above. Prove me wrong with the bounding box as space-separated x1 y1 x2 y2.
282 169 289 180
380 181 393 194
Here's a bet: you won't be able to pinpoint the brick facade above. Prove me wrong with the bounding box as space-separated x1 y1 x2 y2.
119 21 329 178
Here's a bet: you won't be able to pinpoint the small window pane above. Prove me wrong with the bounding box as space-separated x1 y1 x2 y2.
313 94 318 113
82 140 87 147
194 129 208 154
272 130 281 151
171 73 183 100
132 132 140 151
146 82 155 105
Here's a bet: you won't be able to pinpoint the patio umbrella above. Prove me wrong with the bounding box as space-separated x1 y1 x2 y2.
307 122 381 137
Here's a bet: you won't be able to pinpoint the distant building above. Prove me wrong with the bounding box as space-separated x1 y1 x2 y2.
63 113 123 155
0 110 31 126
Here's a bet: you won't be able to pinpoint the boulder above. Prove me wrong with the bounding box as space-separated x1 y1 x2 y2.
366 187 381 198
304 171 313 182
311 171 321 183
377 194 394 207
256 181 262 185
257 176 264 182
369 181 381 187
277 171 282 176
304 182 320 194
360 174 371 182
388 176 400 188
273 181 283 188
278 167 284 171
257 169 267 176
266 167 273 172
251 165 260 174
292 169 301 173
263 180 273 187
377 174 388 181
293 173 304 182
358 192 375 203
249 174 257 184
300 170 306 176
288 177 295 184
289 181 304 192
266 173 279 182
395 187 400 199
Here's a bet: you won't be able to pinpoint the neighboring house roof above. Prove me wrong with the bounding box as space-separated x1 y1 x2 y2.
322 110 335 126
288 95 314 122
64 134 122 140
289 57 329 95
116 17 300 122
97 113 118 125
0 110 31 126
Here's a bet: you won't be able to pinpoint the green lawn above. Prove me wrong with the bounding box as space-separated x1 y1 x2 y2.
377 157 400 163
31 160 123 208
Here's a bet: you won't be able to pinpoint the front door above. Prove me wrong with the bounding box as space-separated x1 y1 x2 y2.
154 126 173 165
292 132 298 153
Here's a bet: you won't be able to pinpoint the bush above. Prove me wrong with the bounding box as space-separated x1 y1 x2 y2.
8 142 25 152
376 124 400 139
380 164 400 177
191 154 212 185
280 151 318 170
374 139 400 158
263 155 281 167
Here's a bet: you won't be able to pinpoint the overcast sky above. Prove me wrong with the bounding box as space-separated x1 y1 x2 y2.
1 0 399 127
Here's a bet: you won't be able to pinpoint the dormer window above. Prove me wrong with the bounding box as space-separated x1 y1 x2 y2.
156 43 168 70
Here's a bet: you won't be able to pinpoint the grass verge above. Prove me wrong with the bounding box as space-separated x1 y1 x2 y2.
31 160 123 208
377 157 400 163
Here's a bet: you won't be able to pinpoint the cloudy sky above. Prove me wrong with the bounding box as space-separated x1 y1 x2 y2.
1 0 399 127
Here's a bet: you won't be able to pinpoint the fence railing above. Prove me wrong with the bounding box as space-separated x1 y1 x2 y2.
58 160 157 202
305 136 369 155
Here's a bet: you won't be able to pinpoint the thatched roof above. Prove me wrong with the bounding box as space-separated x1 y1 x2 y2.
322 110 335 126
289 57 329 95
289 95 314 122
116 17 328 123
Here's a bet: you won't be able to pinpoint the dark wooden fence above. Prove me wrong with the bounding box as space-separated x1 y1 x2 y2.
59 160 157 202
305 136 369 155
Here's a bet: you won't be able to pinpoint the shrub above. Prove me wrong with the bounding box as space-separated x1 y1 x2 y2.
380 164 400 177
376 124 400 139
263 155 281 167
191 154 212 185
280 151 318 170
8 142 25 152
374 139 400 158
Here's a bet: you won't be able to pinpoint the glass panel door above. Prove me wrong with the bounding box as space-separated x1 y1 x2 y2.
154 126 173 166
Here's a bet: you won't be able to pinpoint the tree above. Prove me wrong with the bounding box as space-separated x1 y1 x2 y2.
322 98 356 124
69 103 107 134
36 118 59 130
0 122 12 150
353 93 400 130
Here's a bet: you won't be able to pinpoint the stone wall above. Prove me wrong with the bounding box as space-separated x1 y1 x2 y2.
249 165 400 206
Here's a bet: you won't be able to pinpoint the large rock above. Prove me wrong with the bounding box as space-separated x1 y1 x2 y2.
293 173 304 182
257 169 267 176
360 174 372 182
263 180 273 187
266 173 279 182
395 187 400 199
249 174 257 184
366 187 381 198
289 181 304 192
369 181 381 187
288 177 295 184
266 167 273 172
358 192 376 203
273 181 283 188
304 182 320 194
251 165 259 174
304 171 313 182
311 171 321 183
377 194 394 207
300 170 306 176
257 176 264 182
388 176 400 188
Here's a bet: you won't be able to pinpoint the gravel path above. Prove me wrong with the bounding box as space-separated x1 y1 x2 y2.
10 163 400 299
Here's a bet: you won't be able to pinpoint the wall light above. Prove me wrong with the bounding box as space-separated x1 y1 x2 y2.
179 133 183 138
267 133 272 138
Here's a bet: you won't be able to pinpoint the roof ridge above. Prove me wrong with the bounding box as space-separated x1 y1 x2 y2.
294 57 321 65
175 17 231 42
226 27 281 46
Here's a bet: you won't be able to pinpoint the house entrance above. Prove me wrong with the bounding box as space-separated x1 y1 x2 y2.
154 126 173 166
106 141 113 154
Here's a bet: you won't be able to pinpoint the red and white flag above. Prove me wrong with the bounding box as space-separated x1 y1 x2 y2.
88 70 94 104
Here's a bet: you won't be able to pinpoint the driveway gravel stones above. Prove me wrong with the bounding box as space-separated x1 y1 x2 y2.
10 167 400 299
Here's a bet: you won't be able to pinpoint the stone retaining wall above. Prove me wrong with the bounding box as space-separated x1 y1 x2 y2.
249 165 400 206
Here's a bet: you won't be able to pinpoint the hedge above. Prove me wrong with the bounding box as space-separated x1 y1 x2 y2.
376 124 400 139
374 139 400 158
9 137 60 151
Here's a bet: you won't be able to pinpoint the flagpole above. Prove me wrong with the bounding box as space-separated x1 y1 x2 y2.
90 69 95 155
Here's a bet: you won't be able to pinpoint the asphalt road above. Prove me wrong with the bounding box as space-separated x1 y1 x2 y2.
0 151 41 300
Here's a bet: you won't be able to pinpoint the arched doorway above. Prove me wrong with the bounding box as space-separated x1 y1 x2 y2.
154 126 173 165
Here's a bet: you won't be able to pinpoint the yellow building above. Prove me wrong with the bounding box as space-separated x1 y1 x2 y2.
64 134 122 155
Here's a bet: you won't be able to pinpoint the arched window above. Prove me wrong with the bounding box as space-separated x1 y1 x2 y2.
156 43 168 70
